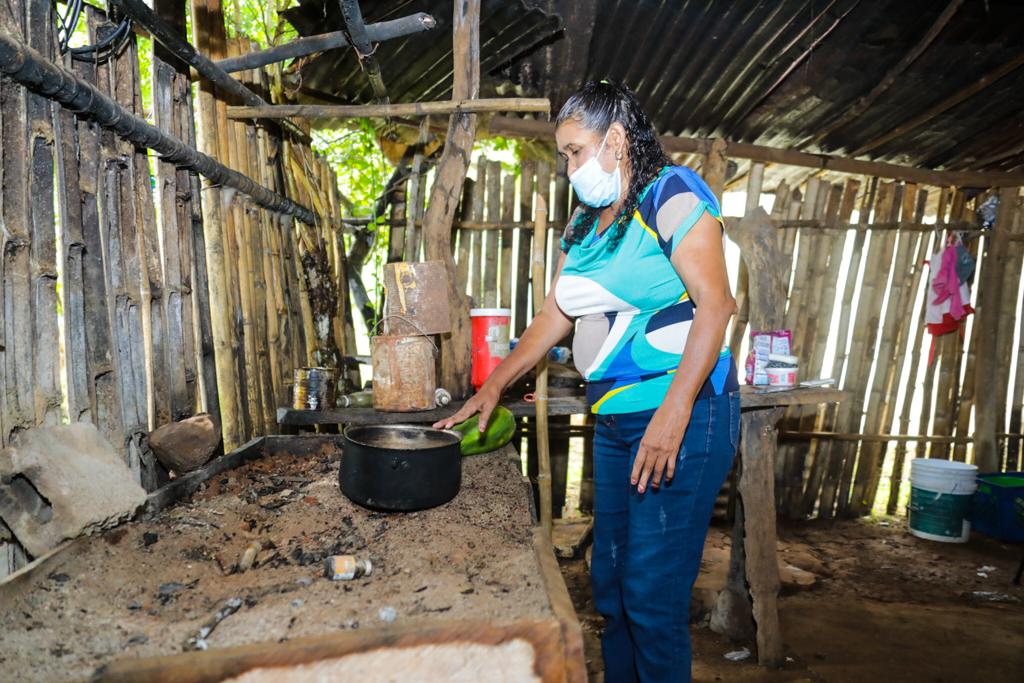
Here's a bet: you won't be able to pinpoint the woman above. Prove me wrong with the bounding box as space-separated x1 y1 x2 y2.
436 80 739 683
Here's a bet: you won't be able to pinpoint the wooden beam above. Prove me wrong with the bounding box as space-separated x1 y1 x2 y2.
228 98 550 121
851 52 1024 157
800 0 964 149
483 116 1024 187
212 13 436 73
421 0 480 399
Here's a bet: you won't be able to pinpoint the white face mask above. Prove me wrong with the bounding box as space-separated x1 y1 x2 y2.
569 128 621 208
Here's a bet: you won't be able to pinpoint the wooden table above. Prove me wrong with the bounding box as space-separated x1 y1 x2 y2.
718 385 845 666
277 384 844 667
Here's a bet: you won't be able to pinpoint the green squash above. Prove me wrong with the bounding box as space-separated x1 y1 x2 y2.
452 405 516 456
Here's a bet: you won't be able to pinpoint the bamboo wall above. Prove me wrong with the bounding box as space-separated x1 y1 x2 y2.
0 1 354 576
398 150 1022 522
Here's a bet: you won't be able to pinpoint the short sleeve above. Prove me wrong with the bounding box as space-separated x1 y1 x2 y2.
648 167 724 255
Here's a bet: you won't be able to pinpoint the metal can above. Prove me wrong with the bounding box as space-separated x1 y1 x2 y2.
292 367 338 410
324 555 373 581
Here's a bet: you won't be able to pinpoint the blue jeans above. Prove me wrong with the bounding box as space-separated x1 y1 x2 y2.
591 391 740 683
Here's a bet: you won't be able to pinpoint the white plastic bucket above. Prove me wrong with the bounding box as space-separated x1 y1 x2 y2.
907 458 977 543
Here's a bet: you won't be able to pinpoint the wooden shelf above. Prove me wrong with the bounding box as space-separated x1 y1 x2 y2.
277 386 844 426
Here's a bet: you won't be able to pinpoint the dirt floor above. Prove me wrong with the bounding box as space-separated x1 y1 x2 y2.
0 442 552 682
562 517 1024 683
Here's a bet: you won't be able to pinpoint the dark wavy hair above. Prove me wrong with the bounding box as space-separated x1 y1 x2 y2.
556 80 671 248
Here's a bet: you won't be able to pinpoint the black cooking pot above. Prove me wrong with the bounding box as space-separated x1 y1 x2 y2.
339 424 462 511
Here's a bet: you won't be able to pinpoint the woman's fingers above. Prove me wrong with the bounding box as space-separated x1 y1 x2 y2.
432 401 477 429
632 444 673 493
477 401 496 432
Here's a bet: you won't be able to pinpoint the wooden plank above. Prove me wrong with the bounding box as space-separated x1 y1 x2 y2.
227 98 550 120
483 159 501 307
535 161 552 293
105 30 157 486
69 28 125 451
96 618 576 683
153 59 191 421
55 48 89 424
533 193 553 533
468 158 486 303
500 173 515 308
515 161 536 336
740 407 786 666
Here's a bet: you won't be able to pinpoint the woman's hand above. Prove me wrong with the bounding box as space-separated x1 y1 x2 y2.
432 382 502 432
630 404 691 493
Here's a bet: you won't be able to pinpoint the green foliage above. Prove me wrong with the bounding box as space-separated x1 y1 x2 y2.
222 0 297 48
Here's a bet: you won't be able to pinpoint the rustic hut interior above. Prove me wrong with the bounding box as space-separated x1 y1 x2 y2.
2 0 1023 681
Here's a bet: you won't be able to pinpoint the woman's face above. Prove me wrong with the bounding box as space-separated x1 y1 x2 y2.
555 119 626 178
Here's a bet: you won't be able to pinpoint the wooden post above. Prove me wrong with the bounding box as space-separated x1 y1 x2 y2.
727 162 763 359
421 0 480 399
974 187 1021 472
533 194 553 535
714 207 787 664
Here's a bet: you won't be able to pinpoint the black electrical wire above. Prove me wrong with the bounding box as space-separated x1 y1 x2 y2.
55 0 133 63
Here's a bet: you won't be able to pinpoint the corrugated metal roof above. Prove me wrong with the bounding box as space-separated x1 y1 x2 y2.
285 0 1024 175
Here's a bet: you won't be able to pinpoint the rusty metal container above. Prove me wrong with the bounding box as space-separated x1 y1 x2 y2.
371 334 436 411
292 367 338 410
383 261 451 335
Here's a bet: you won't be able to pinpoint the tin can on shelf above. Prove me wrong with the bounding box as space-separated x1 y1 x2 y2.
292 367 338 410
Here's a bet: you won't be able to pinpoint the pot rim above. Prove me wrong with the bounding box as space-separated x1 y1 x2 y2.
342 423 463 449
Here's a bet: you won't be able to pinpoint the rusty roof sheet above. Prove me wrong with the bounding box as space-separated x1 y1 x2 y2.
285 0 1024 175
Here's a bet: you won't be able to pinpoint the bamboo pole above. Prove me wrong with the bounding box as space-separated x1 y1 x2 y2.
535 161 553 292
851 184 923 514
533 193 553 535
190 0 243 448
915 188 952 457
797 179 860 517
817 178 876 516
835 183 899 516
227 98 550 121
993 196 1024 469
883 188 933 513
936 191 971 459
973 187 1022 471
